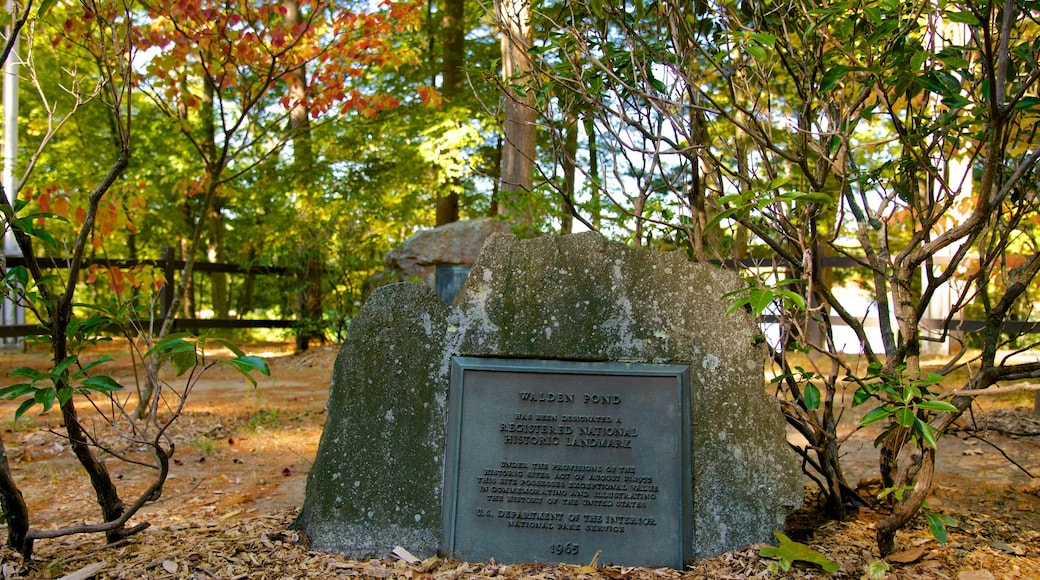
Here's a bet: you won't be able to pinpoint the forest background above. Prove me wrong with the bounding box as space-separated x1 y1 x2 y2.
1 0 1040 564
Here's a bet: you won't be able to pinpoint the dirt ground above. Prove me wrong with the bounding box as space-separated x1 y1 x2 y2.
0 341 1037 579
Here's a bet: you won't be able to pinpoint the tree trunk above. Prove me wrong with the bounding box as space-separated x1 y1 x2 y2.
435 189 460 225
60 398 126 542
207 197 228 318
584 114 600 229
882 268 921 486
560 110 577 234
819 410 850 519
0 436 30 556
688 98 710 261
877 447 934 555
285 0 324 351
487 133 502 217
435 0 465 225
874 263 929 554
198 73 228 319
496 0 535 220
441 0 465 96
52 288 126 545
239 247 257 318
179 214 195 319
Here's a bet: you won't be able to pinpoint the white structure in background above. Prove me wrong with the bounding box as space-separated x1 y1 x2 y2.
920 157 971 357
761 284 894 356
920 16 975 357
2 0 25 345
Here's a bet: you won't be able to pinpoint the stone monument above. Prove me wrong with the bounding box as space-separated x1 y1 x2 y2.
384 218 509 288
295 232 801 566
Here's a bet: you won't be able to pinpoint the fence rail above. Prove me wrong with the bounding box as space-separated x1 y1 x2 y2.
1 247 297 339
3 250 1039 340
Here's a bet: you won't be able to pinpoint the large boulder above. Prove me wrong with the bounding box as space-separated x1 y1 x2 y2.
296 232 802 561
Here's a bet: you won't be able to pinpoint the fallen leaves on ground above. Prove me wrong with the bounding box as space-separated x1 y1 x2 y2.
1 345 1037 579
0 500 1037 580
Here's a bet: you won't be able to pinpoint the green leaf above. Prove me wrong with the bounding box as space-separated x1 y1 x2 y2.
35 387 56 413
944 10 979 25
759 531 839 573
6 366 45 380
895 406 915 427
803 383 820 410
145 333 196 359
229 355 270 379
717 192 745 205
751 33 775 48
911 372 944 386
81 376 125 393
864 6 882 24
936 53 970 68
78 357 115 374
725 297 751 315
56 386 74 407
749 288 775 315
916 418 939 448
37 0 59 17
773 288 808 310
28 228 57 248
926 513 955 545
904 384 921 403
746 44 767 60
942 94 971 109
917 72 950 96
820 65 851 92
15 398 36 421
852 387 871 406
915 400 959 413
704 206 744 233
147 334 200 375
859 406 894 426
779 191 835 204
210 338 246 358
0 384 35 399
1014 97 1040 111
53 355 78 378
878 484 911 501
5 266 29 287
171 349 198 376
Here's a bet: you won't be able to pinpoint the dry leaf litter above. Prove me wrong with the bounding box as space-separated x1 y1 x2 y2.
0 345 1035 579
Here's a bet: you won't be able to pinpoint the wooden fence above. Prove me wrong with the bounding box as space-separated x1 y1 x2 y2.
0 246 296 339
3 251 1040 338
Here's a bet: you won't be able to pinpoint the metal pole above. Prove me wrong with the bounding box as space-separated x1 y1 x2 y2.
3 0 25 345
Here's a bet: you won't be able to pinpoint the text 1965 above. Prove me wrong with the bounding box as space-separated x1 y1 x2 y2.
550 542 579 556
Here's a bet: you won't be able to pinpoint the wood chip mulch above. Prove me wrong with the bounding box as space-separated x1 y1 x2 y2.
1 500 1038 580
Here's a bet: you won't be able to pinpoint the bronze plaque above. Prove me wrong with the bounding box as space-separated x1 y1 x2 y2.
441 357 692 567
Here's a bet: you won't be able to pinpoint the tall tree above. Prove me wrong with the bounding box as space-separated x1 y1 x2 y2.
495 0 536 221
434 0 465 225
284 0 324 350
138 0 421 350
